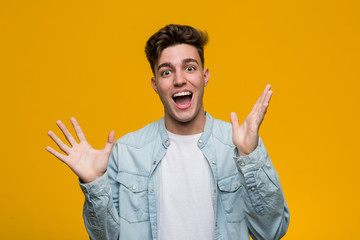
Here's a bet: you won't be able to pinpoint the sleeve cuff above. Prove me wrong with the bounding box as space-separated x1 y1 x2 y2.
79 171 110 196
233 137 268 174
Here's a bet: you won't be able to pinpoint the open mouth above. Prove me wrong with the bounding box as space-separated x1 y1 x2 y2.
172 91 193 109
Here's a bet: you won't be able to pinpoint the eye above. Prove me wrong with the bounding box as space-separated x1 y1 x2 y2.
161 70 171 76
186 66 195 71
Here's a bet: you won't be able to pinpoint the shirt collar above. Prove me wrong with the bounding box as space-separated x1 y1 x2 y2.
158 111 214 149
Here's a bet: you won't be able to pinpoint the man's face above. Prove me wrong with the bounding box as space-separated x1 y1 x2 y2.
151 44 210 129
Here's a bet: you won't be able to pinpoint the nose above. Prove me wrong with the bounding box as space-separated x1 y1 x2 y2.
173 70 186 86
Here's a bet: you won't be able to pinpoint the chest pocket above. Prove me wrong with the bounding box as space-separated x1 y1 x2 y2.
218 173 245 223
116 172 150 223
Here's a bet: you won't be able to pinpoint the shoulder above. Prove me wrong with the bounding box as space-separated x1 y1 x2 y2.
115 119 162 149
210 115 234 147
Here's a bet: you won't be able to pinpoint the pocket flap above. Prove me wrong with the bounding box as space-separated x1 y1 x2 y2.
116 172 149 193
218 173 241 192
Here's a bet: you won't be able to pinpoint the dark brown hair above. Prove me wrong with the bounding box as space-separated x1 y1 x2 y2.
145 24 208 75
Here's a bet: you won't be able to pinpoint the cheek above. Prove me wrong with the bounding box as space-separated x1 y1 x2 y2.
157 79 171 89
157 84 171 99
188 73 204 84
158 85 169 95
191 78 205 88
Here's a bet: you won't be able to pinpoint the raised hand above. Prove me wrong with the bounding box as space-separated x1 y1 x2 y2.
230 85 273 156
46 117 115 183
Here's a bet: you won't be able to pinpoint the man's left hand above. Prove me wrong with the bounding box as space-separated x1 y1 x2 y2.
230 84 273 156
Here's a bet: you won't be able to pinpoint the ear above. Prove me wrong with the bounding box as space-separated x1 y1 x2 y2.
151 77 158 94
203 68 210 87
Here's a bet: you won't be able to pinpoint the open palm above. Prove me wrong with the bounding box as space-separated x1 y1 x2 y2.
230 85 273 156
46 117 115 183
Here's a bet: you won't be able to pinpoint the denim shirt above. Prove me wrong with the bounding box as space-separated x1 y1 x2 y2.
79 113 290 240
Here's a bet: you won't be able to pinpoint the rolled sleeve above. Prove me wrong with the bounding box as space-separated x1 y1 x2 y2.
79 172 111 197
79 172 120 240
233 137 290 239
233 137 268 175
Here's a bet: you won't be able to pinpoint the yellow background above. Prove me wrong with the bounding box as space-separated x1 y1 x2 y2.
1 0 359 239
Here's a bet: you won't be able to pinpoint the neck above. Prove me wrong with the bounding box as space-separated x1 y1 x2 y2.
164 111 206 135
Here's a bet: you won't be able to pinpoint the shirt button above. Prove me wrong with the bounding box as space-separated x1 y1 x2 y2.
199 139 203 143
149 189 154 194
212 160 216 165
132 186 136 190
240 162 245 167
153 161 157 165
251 187 255 191
165 139 169 144
234 184 239 189
213 189 216 193
90 212 95 217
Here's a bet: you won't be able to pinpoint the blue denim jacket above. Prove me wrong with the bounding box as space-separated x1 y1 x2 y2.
79 113 290 240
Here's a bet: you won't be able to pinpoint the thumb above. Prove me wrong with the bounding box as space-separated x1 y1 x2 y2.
230 112 239 131
104 130 115 153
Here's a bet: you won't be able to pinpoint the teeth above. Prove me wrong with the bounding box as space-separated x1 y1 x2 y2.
173 91 191 97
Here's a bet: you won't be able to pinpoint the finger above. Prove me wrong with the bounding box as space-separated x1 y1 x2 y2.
262 84 271 98
70 117 87 142
104 130 115 154
254 84 272 114
264 90 273 106
46 146 68 163
259 89 273 115
256 90 273 126
260 84 272 105
256 84 271 109
230 112 240 130
251 85 270 114
47 130 71 154
56 120 77 146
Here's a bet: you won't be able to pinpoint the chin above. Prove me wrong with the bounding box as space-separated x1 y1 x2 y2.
171 109 202 124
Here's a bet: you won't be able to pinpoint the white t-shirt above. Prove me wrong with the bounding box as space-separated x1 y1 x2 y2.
158 131 215 240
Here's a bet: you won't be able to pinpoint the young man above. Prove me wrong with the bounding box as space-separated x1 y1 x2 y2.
47 24 290 240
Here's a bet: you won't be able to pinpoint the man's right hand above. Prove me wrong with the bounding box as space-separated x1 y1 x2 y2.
46 117 115 183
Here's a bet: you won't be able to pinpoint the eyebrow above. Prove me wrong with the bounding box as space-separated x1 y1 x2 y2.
183 58 199 65
157 58 199 71
157 62 172 71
